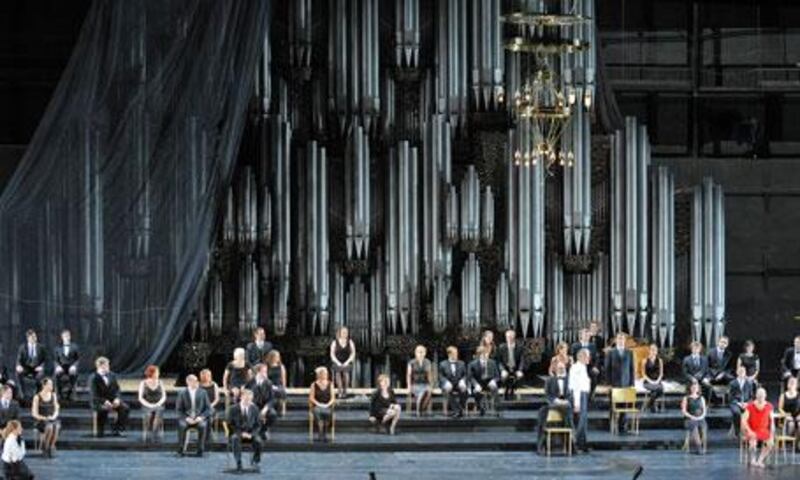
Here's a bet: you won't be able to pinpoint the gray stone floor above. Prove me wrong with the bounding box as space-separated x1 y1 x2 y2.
22 448 800 479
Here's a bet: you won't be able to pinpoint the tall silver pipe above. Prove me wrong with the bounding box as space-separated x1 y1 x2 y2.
307 141 330 334
470 0 503 110
690 187 703 342
345 124 371 260
581 104 592 255
702 177 714 345
637 125 649 338
495 272 510 331
436 0 468 126
623 116 638 333
532 151 545 337
461 253 481 332
481 186 494 244
369 265 384 352
714 185 726 342
610 130 624 334
289 0 313 69
666 173 675 346
332 266 345 331
460 165 481 245
395 0 419 68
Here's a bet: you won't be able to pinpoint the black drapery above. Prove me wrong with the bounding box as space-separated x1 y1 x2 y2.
0 0 269 372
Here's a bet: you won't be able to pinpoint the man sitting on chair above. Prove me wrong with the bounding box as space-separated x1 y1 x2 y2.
89 357 129 437
247 364 277 440
53 329 79 402
728 365 755 437
438 346 467 418
683 341 711 400
707 336 734 401
176 374 211 457
497 329 525 400
15 330 48 402
245 327 273 367
227 388 262 472
780 336 800 385
537 361 572 454
467 346 500 416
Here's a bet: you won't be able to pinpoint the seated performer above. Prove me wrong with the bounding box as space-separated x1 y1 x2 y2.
781 336 800 385
2 420 33 480
330 327 356 399
176 374 211 457
741 387 774 468
89 356 130 437
227 389 262 471
468 346 500 416
778 376 800 441
265 350 287 402
31 378 60 458
729 365 755 436
548 342 573 376
479 330 497 359
681 380 708 455
571 328 600 393
406 345 433 416
138 365 166 443
0 364 17 399
737 340 760 385
308 367 335 442
497 329 525 400
707 336 734 389
198 368 220 450
53 329 79 401
15 329 48 402
247 364 277 440
537 361 572 454
0 386 20 429
570 350 592 453
605 332 635 433
439 346 468 418
682 341 711 399
245 326 273 367
222 348 251 403
369 373 400 435
641 343 664 413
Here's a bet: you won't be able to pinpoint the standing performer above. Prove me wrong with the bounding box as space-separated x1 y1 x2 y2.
570 350 592 453
329 327 356 399
438 346 468 418
605 332 635 433
571 328 600 394
53 329 79 401
497 329 525 400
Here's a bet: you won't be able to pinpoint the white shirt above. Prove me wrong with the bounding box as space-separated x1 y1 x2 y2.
794 351 800 369
2 434 25 463
569 362 591 410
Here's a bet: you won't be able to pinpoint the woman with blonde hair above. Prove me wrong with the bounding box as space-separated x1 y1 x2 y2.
406 345 433 416
31 377 60 457
265 350 287 401
137 365 166 442
309 366 335 442
369 374 401 435
548 342 573 376
2 420 33 479
329 327 356 398
223 348 252 402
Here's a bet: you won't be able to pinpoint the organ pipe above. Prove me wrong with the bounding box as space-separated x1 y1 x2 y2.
692 177 725 347
469 0 504 111
345 124 372 260
460 165 481 246
306 141 330 335
461 253 481 332
435 0 468 127
394 0 419 68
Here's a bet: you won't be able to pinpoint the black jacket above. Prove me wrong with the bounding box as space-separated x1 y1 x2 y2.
369 388 397 418
728 378 755 404
245 341 274 367
438 359 466 385
544 375 571 405
496 343 525 373
16 343 47 369
682 354 710 383
246 378 275 410
54 343 80 368
707 348 733 378
89 371 122 409
176 387 212 419
0 399 20 428
605 348 635 387
570 342 599 368
467 358 500 387
227 403 260 435
781 348 800 378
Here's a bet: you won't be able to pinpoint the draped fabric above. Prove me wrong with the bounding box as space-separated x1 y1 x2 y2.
0 0 269 372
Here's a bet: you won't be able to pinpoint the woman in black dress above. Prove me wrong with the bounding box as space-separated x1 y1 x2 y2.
31 377 60 457
779 375 800 442
641 343 664 412
222 347 252 403
309 367 335 442
737 339 760 386
369 374 401 435
329 327 356 399
681 380 707 455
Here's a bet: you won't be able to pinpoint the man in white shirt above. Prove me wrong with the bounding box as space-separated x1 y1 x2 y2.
54 329 80 401
438 346 467 417
570 349 592 452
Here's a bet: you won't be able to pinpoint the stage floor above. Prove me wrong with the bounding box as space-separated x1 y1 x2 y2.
24 447 800 479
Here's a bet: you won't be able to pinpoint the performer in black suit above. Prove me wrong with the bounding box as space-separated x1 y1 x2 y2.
781 336 800 384
497 329 526 400
438 346 468 417
605 332 635 432
245 327 273 368
537 362 572 453
176 374 211 457
246 364 277 440
0 386 20 429
707 336 734 387
53 329 79 401
89 357 129 437
15 330 48 401
227 389 262 471
682 341 711 399
588 320 606 356
571 328 601 394
467 346 500 416
728 365 755 436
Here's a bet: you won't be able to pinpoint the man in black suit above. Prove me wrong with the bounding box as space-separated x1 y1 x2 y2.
497 329 526 400
605 332 635 432
227 388 262 472
467 346 500 416
89 356 130 437
781 336 800 384
729 365 755 436
15 329 48 401
707 336 734 386
439 346 468 418
0 385 20 429
176 374 212 457
245 327 273 367
571 328 601 394
53 329 80 401
683 341 711 399
537 362 572 453
247 364 277 440
588 321 606 356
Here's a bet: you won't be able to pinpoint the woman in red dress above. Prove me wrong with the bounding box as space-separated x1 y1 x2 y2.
741 387 774 468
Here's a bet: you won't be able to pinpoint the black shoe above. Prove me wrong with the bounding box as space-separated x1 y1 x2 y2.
236 461 243 472
195 450 204 458
175 450 185 457
479 408 486 417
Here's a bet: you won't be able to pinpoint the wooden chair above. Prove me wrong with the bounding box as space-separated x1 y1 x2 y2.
610 387 640 435
774 413 798 464
711 385 730 407
307 403 336 442
543 409 573 457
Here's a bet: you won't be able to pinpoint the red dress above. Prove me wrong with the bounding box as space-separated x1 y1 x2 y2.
745 401 773 441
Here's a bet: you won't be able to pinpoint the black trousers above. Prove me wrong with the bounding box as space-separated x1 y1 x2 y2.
259 407 277 437
16 368 44 400
178 418 208 452
55 366 77 398
95 401 130 434
230 432 262 465
3 460 33 480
